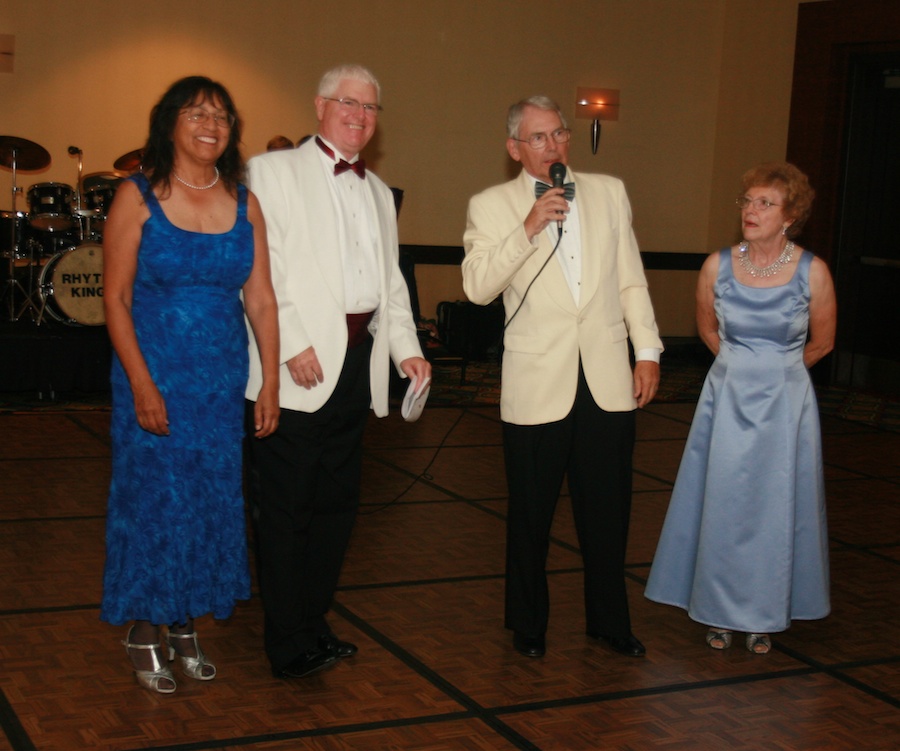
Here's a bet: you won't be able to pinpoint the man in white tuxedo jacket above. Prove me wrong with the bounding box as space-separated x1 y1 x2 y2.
245 64 430 679
462 96 662 659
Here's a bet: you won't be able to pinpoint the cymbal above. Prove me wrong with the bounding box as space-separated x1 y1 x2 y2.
0 135 51 171
113 148 145 172
82 170 128 191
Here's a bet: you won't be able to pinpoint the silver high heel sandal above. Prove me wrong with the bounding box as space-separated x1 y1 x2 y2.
166 631 217 680
746 633 772 654
123 627 177 694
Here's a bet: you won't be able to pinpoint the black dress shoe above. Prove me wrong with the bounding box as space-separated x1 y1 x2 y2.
589 632 646 657
513 632 546 658
275 647 338 678
319 634 358 658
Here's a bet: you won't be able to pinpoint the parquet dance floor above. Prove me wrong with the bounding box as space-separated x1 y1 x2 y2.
1 386 898 749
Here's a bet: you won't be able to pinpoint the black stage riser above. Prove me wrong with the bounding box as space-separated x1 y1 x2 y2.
0 320 111 395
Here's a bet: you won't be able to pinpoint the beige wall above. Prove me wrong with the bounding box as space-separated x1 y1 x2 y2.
0 0 803 334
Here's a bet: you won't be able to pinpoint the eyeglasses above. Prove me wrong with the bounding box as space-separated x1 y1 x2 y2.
322 97 383 116
181 107 235 128
736 196 781 211
512 128 571 150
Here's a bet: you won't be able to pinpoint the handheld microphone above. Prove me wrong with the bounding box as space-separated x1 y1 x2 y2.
68 146 81 155
549 161 566 234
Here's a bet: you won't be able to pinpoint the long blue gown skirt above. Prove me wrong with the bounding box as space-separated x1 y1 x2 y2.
101 174 253 626
644 249 829 634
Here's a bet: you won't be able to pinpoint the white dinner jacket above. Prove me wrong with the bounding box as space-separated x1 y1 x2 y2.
245 138 422 416
462 168 662 425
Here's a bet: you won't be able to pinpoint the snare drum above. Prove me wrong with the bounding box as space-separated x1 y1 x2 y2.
0 211 30 259
28 182 75 232
39 243 105 325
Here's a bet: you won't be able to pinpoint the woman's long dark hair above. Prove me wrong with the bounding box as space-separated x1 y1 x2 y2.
142 76 244 195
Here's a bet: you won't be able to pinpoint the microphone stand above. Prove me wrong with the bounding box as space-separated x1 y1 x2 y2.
70 147 87 242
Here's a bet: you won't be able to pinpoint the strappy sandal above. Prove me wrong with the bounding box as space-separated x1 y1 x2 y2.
746 633 771 654
166 631 217 680
705 628 733 650
123 627 176 694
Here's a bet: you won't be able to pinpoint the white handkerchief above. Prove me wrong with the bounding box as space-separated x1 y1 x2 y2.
401 376 431 422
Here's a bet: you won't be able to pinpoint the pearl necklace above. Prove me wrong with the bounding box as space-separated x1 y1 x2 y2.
173 167 220 191
738 240 795 278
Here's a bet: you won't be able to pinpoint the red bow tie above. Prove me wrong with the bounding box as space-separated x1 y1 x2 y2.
316 137 366 179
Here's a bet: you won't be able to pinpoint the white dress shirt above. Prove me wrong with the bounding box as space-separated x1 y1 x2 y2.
527 171 660 364
315 136 381 313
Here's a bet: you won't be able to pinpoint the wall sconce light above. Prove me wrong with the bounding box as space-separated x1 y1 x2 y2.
576 87 620 154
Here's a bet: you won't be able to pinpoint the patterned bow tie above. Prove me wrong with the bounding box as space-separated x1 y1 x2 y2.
316 137 366 179
535 181 575 201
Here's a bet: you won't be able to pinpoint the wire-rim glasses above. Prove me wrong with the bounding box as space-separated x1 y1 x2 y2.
513 128 571 150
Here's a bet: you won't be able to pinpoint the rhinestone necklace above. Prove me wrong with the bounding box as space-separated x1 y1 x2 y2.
173 167 220 191
738 240 795 278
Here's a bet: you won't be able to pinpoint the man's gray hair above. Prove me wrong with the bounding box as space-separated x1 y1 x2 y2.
507 96 567 139
318 64 381 103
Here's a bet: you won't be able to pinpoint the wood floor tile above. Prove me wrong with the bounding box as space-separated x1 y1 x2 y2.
0 518 104 610
825 478 900 546
632 438 686 485
366 408 502 449
0 414 109 461
642 402 698 424
842 662 900 704
500 673 900 750
635 408 694 440
823 430 900 478
775 547 900 665
820 413 883 436
369 444 509 500
1 379 896 751
631 471 673 492
360 453 457 504
0 457 109 520
343 501 582 587
339 574 809 711
626 490 675 565
0 607 469 751
214 720 522 750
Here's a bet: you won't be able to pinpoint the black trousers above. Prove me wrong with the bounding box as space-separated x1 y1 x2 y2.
245 339 371 672
502 364 636 639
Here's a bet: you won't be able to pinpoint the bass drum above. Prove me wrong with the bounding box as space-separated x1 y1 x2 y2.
39 243 105 325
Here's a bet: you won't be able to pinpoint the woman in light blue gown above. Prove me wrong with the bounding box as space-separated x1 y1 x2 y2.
644 163 837 654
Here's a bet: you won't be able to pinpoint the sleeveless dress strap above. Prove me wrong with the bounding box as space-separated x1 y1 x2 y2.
718 246 733 281
236 183 248 221
796 249 813 280
127 173 164 219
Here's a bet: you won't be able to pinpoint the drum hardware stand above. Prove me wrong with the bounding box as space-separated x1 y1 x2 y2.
35 277 52 326
1 137 50 322
69 145 92 243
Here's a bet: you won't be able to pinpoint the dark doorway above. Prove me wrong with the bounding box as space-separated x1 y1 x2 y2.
786 0 900 397
832 53 900 392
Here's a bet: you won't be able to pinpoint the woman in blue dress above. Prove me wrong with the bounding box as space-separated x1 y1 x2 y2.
101 77 280 693
645 163 836 654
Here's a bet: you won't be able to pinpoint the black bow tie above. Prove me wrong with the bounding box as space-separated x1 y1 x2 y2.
535 181 575 201
316 137 366 179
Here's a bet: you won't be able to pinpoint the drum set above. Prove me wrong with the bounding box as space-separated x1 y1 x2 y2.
1 135 142 326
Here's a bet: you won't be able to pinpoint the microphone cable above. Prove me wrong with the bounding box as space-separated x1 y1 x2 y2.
502 228 563 331
358 406 470 516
